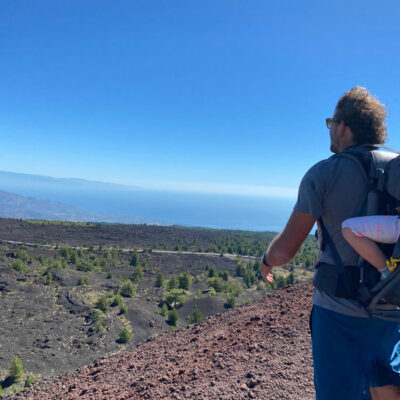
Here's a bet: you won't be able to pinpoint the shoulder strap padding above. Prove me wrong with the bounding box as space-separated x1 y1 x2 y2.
386 156 400 200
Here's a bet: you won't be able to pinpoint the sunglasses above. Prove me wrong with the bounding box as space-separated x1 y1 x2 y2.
325 117 338 129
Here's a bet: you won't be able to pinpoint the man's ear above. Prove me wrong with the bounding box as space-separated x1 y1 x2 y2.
337 121 347 138
343 124 355 144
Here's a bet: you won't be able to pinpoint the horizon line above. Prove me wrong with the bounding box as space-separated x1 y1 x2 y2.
0 169 298 199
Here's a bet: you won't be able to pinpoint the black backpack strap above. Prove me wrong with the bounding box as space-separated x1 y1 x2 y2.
315 219 363 299
391 227 400 260
318 218 345 273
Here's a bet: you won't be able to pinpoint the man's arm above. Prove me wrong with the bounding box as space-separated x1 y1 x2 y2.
260 210 316 281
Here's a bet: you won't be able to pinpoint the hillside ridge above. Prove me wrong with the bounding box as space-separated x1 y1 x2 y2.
10 281 315 400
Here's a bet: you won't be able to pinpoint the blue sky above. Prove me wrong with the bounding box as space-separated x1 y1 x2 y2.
1 0 400 198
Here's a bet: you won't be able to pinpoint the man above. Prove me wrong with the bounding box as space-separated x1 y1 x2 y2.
261 87 400 400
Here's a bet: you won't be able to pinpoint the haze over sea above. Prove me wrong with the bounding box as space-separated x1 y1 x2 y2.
0 170 297 231
6 185 295 232
80 191 296 232
71 191 295 232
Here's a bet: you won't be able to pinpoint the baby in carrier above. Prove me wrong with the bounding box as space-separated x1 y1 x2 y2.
342 215 400 278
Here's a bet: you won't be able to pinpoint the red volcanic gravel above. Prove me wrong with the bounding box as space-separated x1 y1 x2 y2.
11 282 315 400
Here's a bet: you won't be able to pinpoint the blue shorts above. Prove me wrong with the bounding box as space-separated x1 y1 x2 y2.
311 305 400 400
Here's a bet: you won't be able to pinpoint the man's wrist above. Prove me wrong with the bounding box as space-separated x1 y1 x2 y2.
261 252 271 268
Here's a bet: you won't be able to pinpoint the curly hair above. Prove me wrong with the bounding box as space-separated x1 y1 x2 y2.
334 87 387 145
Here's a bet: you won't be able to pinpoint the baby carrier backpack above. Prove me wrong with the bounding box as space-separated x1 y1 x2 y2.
359 149 400 309
318 144 400 311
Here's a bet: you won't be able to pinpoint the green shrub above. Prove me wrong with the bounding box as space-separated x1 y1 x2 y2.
243 269 257 288
59 246 72 259
8 356 23 384
117 327 132 343
15 249 29 262
95 318 106 331
167 276 177 290
178 272 192 290
0 384 3 396
207 265 216 277
207 277 225 293
51 259 63 270
24 375 35 387
107 271 112 279
225 295 236 308
159 303 168 316
189 306 203 324
227 281 242 297
36 255 48 266
218 270 229 281
236 264 245 277
70 251 79 265
95 296 109 313
120 280 136 297
88 309 102 323
130 251 139 267
44 271 53 285
77 277 89 286
119 303 127 315
257 280 266 290
275 275 288 289
111 294 123 307
12 260 26 273
162 289 188 308
76 262 94 272
168 308 179 326
131 265 144 283
155 272 164 288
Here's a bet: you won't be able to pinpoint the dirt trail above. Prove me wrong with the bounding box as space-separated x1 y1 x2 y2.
10 281 315 400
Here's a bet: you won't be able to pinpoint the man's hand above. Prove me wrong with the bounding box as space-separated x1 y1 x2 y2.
260 211 316 277
260 263 273 282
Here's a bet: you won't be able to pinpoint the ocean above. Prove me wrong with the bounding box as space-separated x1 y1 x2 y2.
0 171 296 231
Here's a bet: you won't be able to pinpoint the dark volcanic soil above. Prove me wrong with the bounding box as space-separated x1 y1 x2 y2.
11 282 315 400
0 218 274 249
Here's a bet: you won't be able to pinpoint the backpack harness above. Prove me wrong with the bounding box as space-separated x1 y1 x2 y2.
314 144 400 310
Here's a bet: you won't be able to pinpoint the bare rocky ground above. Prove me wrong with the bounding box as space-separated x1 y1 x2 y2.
9 281 315 400
0 218 276 249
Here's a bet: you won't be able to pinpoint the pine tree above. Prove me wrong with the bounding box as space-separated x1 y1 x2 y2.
130 251 138 267
95 296 109 313
120 280 136 297
178 273 192 290
226 295 236 308
189 306 203 324
167 276 177 290
155 272 164 288
117 327 132 344
8 356 23 384
207 265 216 277
168 308 179 326
131 265 144 283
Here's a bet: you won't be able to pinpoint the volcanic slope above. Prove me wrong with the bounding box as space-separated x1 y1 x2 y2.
11 281 315 400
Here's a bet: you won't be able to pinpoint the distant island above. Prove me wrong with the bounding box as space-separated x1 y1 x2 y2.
0 190 164 225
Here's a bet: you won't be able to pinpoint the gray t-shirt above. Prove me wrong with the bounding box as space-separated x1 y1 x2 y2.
294 147 400 320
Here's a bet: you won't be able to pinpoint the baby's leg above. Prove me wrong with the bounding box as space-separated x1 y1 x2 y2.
342 216 400 244
342 216 400 273
342 227 387 271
